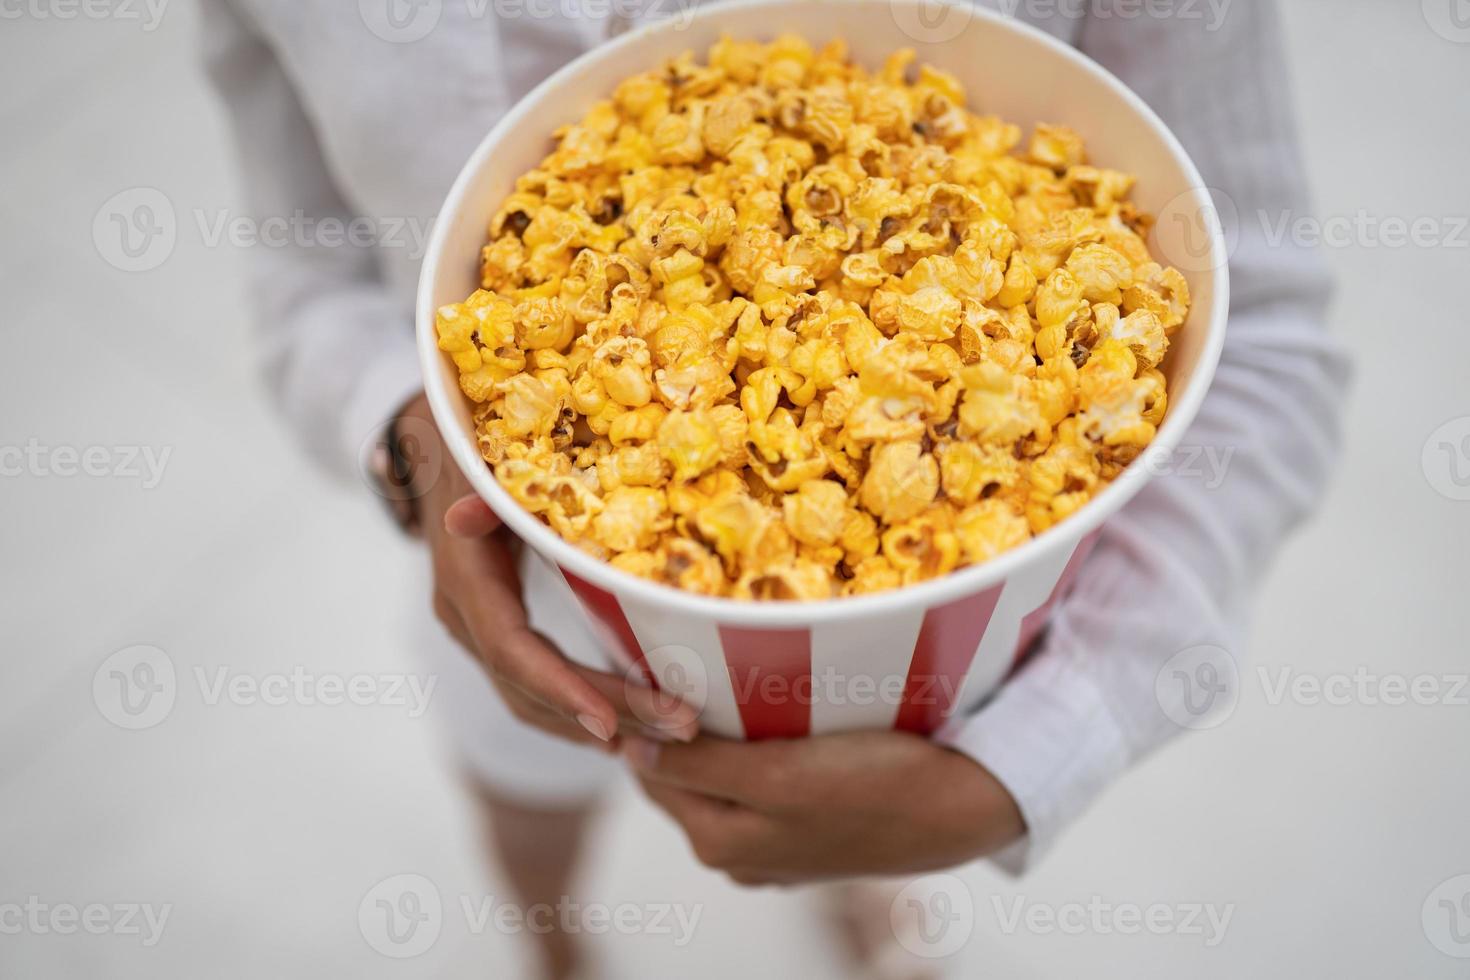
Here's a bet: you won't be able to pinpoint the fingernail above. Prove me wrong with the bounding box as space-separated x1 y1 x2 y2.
623 735 660 771
577 713 612 742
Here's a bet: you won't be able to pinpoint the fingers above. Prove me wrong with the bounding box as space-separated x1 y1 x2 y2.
444 493 503 538
571 663 700 742
636 775 774 872
488 675 622 754
445 535 620 742
623 734 803 806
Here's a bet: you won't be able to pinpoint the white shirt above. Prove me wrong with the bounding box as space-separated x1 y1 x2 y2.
201 0 1349 869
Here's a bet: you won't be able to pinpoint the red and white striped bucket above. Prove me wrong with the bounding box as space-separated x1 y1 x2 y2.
419 0 1229 740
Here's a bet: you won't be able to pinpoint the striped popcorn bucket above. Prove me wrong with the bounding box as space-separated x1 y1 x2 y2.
418 0 1228 739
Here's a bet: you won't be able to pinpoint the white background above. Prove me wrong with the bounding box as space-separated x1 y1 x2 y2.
1 1 1467 977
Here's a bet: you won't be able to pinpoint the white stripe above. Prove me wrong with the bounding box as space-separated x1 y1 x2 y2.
523 549 624 673
948 540 1080 720
616 594 745 740
809 607 928 735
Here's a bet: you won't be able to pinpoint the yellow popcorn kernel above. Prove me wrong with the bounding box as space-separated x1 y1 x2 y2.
1065 243 1135 304
1029 123 1087 172
842 555 901 595
710 404 750 469
693 494 772 573
1078 340 1155 447
782 479 849 547
995 253 1039 308
543 475 605 541
1035 268 1088 332
608 403 667 445
651 102 707 165
786 337 849 405
514 296 575 352
497 374 563 440
733 560 833 601
955 500 1030 565
839 508 881 566
657 409 723 482
1066 165 1136 212
882 510 960 584
703 94 758 158
1111 309 1169 369
597 441 667 490
590 337 654 408
956 363 1043 446
592 486 671 552
1123 263 1191 333
861 440 939 525
938 441 1020 506
745 412 830 492
1023 441 1099 533
760 34 815 89
895 284 963 341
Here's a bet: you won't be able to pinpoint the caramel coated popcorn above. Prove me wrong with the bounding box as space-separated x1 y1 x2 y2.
437 36 1190 600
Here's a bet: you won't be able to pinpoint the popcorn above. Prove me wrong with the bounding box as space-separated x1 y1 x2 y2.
438 36 1191 598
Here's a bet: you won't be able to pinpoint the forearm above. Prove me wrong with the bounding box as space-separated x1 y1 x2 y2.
941 0 1351 868
201 0 422 479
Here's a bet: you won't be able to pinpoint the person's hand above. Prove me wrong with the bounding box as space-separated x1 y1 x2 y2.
398 392 699 750
623 730 1025 885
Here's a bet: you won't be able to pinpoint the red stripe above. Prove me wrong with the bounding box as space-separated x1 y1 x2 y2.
718 626 811 740
1011 531 1102 667
559 567 656 686
893 584 1005 735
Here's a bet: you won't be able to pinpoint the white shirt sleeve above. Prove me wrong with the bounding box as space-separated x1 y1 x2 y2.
199 0 425 481
937 0 1352 872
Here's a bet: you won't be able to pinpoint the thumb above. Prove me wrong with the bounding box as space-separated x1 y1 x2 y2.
444 493 503 538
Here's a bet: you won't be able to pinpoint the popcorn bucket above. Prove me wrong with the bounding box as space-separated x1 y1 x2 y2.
418 0 1229 739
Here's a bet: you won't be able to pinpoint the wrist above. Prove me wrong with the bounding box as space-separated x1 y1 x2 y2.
369 390 441 535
